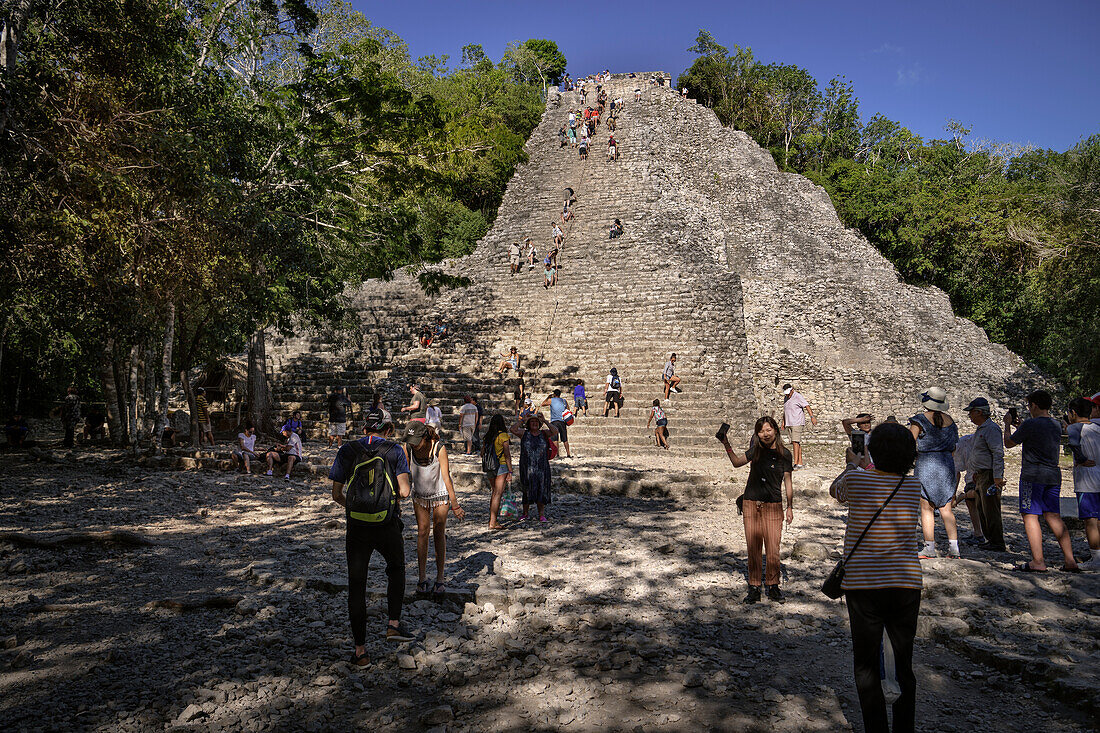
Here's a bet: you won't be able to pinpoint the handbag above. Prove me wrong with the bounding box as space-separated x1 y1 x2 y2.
821 474 907 599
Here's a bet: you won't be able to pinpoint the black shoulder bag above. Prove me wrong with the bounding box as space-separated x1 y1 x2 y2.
821 474 907 599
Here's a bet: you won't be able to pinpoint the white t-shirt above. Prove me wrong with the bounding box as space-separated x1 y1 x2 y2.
237 433 256 453
286 432 303 458
459 403 478 428
509 242 521 256
606 373 620 394
1075 420 1100 493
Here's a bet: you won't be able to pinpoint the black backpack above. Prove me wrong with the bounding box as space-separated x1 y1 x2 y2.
344 439 399 524
610 374 621 391
481 433 501 473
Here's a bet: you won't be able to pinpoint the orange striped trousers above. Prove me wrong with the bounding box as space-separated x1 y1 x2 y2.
743 499 784 586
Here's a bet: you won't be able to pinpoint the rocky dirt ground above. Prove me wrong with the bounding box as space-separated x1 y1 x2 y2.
1 434 1098 732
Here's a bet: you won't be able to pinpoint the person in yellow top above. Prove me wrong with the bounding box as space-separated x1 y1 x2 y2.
481 414 513 530
195 387 214 446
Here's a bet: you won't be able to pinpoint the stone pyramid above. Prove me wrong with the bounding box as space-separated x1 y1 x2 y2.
268 72 1048 457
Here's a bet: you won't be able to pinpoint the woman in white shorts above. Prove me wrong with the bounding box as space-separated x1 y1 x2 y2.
403 421 465 599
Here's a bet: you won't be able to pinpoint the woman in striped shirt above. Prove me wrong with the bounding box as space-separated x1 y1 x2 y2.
830 422 921 733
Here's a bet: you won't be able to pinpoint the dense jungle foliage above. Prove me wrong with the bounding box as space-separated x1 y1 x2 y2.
0 0 563 435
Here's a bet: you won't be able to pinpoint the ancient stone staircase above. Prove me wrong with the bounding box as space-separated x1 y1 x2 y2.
268 71 1047 458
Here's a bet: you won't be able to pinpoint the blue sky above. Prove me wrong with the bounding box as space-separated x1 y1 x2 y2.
351 0 1099 151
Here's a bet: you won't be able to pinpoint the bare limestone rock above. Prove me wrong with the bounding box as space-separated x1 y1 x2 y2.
266 74 1047 459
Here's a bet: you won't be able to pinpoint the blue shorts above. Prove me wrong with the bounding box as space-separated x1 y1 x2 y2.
1078 492 1100 520
1019 481 1060 515
496 464 510 477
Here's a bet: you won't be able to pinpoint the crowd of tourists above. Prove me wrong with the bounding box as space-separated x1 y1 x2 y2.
716 384 1100 733
12 76 1100 733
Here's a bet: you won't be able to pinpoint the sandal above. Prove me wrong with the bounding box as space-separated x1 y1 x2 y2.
1015 562 1047 573
349 650 370 667
416 580 431 594
1059 564 1082 573
432 582 446 599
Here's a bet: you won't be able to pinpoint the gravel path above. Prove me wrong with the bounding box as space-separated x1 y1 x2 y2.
1 443 1097 731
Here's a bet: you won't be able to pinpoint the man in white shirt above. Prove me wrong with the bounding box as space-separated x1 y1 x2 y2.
1070 396 1100 568
266 427 303 480
458 396 479 455
779 383 817 470
509 241 521 275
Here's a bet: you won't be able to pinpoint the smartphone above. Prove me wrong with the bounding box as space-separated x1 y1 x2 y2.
715 422 730 442
850 430 866 455
1006 407 1019 425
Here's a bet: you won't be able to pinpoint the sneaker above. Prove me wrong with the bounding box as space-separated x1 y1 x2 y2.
743 586 762 605
265 470 273 476
765 585 785 603
283 474 290 480
793 464 803 471
977 541 1008 552
1078 558 1100 571
918 549 938 559
964 535 986 546
671 386 682 393
385 623 414 642
946 549 962 558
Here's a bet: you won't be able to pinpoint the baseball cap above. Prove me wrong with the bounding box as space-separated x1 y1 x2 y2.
1090 392 1100 407
364 410 393 433
963 397 991 412
402 420 429 444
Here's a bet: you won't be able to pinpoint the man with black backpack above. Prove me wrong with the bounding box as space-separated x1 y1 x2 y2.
329 413 414 667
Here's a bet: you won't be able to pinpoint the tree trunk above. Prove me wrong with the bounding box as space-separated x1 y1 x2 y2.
112 349 130 445
127 343 140 446
156 302 175 439
143 342 157 439
0 0 32 136
247 329 272 435
180 367 199 447
100 340 124 444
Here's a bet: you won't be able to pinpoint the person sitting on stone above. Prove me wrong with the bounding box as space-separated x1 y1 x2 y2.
609 219 624 239
4 413 30 448
543 255 557 289
418 326 433 347
232 420 258 474
265 426 303 480
519 237 535 271
83 410 107 442
552 222 564 246
496 347 519 375
161 424 180 447
557 124 568 148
